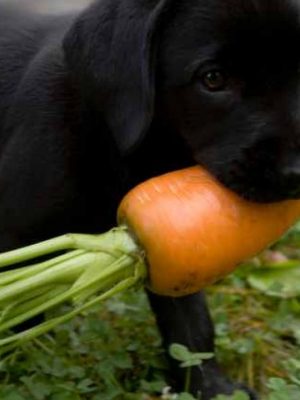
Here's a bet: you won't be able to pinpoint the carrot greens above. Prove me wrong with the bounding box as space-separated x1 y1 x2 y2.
0 227 147 354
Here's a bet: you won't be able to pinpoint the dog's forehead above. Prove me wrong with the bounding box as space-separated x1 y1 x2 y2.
159 0 300 84
218 1 300 76
163 0 300 34
217 0 300 47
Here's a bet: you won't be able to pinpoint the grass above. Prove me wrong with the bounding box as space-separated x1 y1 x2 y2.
1 224 300 399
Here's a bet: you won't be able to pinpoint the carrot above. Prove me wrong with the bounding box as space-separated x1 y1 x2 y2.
118 166 300 296
0 165 299 352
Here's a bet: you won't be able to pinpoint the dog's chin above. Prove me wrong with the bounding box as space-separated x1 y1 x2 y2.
196 161 300 204
217 178 300 204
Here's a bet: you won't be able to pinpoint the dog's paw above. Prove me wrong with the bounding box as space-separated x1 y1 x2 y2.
185 364 259 400
235 383 259 400
194 378 259 400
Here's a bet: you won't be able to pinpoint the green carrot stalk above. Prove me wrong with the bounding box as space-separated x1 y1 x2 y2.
0 228 147 355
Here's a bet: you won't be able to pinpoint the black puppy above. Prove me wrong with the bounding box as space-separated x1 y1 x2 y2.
0 0 299 398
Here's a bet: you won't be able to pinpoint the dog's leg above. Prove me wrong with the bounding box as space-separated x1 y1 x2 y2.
147 291 258 400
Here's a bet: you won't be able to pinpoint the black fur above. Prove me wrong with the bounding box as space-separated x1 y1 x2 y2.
0 0 299 398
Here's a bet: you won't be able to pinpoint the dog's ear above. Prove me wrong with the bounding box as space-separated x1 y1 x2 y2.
63 0 170 154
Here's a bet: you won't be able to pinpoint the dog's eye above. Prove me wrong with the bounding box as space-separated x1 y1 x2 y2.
201 70 226 92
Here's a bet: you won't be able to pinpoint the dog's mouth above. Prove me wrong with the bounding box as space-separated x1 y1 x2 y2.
218 178 300 203
194 134 300 204
196 157 300 204
201 164 300 204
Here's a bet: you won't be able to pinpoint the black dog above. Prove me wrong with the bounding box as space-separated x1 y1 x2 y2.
0 0 299 398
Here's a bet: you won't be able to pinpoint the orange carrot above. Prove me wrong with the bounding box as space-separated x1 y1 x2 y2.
118 166 300 296
1 165 300 352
